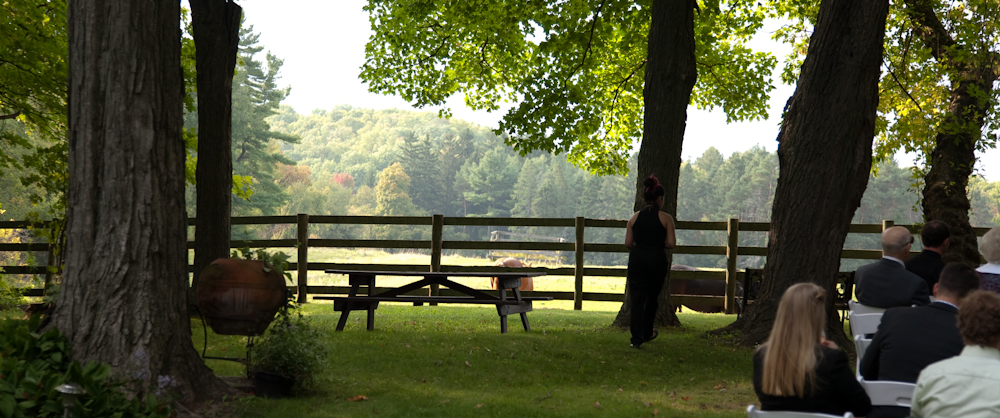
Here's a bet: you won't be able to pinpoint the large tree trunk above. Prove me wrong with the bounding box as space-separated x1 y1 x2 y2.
715 0 889 347
612 0 696 328
922 74 993 267
54 0 235 401
190 0 242 304
903 0 998 267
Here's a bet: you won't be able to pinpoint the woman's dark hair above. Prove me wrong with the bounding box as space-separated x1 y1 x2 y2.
643 175 665 204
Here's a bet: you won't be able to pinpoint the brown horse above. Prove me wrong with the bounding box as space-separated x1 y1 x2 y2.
668 264 743 313
490 258 534 291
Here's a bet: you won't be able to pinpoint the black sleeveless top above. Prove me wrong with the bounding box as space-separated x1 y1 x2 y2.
632 207 666 248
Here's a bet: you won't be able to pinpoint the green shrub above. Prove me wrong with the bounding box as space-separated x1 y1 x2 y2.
0 278 25 311
0 316 172 417
250 313 325 389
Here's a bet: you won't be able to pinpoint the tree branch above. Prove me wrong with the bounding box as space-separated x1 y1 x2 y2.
883 58 923 112
0 112 21 120
902 0 957 65
610 60 646 113
564 0 606 88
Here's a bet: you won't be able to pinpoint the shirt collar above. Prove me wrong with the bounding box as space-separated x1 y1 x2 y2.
962 345 1000 361
978 263 1000 275
933 300 959 310
883 256 905 266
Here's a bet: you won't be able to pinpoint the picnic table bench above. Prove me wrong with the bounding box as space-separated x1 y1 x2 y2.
316 269 551 333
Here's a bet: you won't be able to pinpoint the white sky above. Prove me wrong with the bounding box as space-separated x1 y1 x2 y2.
232 0 1000 181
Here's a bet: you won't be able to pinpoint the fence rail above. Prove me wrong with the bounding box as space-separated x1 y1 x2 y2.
2 216 994 313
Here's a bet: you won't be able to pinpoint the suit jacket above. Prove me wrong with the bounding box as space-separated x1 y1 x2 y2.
859 302 964 418
905 250 945 289
753 346 872 417
856 258 931 308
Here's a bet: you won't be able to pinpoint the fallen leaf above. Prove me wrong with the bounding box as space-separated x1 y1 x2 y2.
719 388 727 392
405 344 411 348
682 397 691 401
348 395 368 402
485 347 491 352
617 388 624 393
654 409 659 415
668 391 675 398
465 361 472 367
713 384 724 389
689 378 695 381
594 401 601 408
476 404 483 408
643 401 651 407
600 361 606 364
441 399 450 404
640 381 648 386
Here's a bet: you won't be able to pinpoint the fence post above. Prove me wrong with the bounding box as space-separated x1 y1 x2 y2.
882 220 894 231
430 214 444 302
725 218 739 314
574 217 585 310
297 213 309 303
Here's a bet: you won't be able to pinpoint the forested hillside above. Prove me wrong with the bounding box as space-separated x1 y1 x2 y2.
251 105 1000 268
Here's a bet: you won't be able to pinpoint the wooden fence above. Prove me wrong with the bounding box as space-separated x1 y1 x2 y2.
1 216 993 313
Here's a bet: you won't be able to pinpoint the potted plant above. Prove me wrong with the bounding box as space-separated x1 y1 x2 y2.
249 309 326 397
196 247 293 336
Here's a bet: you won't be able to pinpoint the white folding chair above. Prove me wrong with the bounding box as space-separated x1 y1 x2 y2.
853 334 872 379
849 311 883 338
848 300 886 315
747 405 853 418
860 379 915 408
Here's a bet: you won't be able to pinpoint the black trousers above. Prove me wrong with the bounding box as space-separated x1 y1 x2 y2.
628 275 664 346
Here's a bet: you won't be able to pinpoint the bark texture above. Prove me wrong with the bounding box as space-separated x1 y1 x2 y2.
55 0 235 401
613 0 696 328
718 0 889 346
190 0 242 301
904 0 998 267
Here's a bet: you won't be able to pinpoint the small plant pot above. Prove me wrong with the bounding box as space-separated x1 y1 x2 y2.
252 371 295 398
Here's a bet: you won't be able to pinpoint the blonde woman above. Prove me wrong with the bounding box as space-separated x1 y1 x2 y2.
752 283 871 416
977 226 1000 293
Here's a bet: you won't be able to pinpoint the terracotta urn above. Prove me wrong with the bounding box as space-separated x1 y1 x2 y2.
196 258 287 336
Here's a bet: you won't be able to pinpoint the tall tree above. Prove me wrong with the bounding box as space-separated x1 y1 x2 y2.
779 0 1000 267
230 26 299 216
190 0 243 304
399 134 447 214
612 0 698 328
717 0 890 346
897 0 999 266
52 0 234 400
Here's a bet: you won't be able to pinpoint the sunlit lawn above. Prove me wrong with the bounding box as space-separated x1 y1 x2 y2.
195 304 756 418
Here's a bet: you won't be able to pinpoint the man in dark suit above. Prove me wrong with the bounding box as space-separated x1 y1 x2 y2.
859 263 980 418
906 221 950 289
855 226 931 308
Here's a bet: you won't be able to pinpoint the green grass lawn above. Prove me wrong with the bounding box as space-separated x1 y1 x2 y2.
195 304 757 418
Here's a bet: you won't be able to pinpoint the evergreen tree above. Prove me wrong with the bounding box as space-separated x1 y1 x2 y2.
458 148 520 217
230 25 299 216
510 157 542 218
399 134 446 214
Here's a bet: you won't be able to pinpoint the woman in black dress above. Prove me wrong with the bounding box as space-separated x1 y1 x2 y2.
624 175 676 348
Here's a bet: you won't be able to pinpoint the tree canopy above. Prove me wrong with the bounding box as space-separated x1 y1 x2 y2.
360 0 776 175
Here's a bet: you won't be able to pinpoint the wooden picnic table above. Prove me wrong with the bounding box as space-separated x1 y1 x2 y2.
317 269 551 333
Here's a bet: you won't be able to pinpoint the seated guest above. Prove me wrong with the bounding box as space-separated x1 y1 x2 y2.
856 226 931 308
753 283 871 416
860 262 980 418
911 291 1000 418
905 220 950 289
977 226 1000 293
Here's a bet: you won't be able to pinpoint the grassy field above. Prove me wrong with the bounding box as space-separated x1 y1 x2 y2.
195 305 757 418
